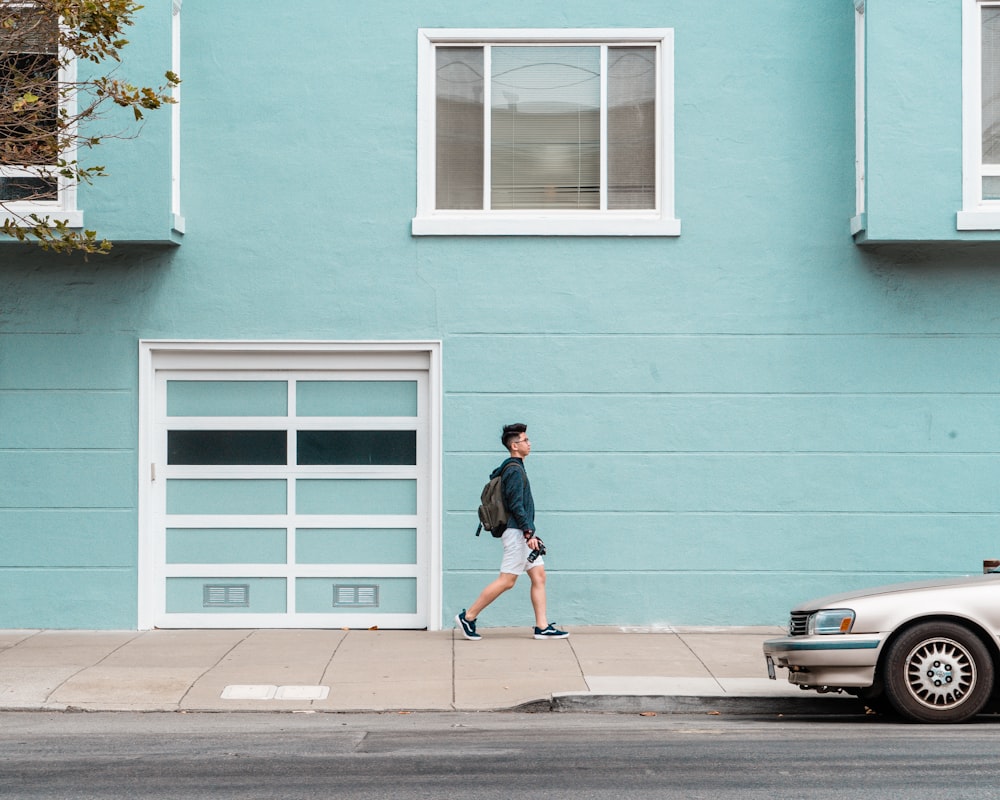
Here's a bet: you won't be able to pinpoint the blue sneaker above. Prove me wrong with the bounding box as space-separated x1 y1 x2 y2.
533 623 569 639
456 610 481 640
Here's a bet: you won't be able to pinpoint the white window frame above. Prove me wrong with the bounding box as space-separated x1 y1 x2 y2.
137 340 443 631
0 2 82 229
171 0 184 234
959 0 1000 229
851 0 866 235
412 28 680 237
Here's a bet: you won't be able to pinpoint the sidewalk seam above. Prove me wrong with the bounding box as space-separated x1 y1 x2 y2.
566 636 588 692
43 631 143 707
314 630 349 708
0 630 42 655
450 626 457 710
676 632 726 694
177 629 255 709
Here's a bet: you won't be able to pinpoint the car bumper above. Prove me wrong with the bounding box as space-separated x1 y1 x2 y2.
763 635 883 688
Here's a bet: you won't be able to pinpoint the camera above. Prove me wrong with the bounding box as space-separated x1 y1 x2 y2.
527 539 546 563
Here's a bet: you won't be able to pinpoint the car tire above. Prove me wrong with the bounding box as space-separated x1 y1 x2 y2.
883 622 994 724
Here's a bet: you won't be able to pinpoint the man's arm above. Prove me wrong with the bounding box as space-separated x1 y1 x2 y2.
501 464 534 535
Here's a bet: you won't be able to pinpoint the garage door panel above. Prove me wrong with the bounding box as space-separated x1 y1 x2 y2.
296 577 417 614
295 479 417 515
166 577 288 613
296 430 416 465
168 380 288 416
295 528 417 564
166 479 288 515
166 528 288 564
296 380 417 416
169 430 288 465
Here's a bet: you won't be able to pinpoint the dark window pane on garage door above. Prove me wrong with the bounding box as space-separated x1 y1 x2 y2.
168 430 288 465
297 431 417 465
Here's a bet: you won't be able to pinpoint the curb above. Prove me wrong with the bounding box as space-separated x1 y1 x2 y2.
0 696 860 716
540 693 861 715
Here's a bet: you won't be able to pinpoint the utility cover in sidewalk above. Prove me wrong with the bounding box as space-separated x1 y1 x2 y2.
275 685 329 700
221 685 277 699
221 684 330 700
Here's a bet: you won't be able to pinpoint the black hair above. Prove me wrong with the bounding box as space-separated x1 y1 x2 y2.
501 423 527 449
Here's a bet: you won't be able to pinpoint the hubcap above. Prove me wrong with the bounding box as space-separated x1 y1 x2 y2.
904 638 976 709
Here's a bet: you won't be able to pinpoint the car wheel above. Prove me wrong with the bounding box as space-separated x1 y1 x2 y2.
883 622 994 724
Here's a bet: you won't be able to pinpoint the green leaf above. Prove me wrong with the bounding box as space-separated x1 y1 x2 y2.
13 92 40 111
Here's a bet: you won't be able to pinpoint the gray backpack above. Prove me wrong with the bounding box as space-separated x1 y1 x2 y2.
475 462 520 537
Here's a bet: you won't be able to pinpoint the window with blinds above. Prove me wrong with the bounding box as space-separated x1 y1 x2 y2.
414 30 679 237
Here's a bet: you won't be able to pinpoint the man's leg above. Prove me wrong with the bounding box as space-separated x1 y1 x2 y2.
466 572 518 621
527 564 568 638
527 564 547 629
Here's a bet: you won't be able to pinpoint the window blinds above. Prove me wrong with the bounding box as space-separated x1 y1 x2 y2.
435 43 656 212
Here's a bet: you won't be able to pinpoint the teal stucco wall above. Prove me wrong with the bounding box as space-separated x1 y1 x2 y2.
4 1 1000 629
861 0 964 241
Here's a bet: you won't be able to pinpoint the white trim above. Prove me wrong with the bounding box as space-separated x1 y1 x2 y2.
412 212 681 237
419 27 675 43
962 0 984 218
960 0 1000 228
957 208 1000 228
599 45 609 212
853 1 866 228
151 613 425 630
482 44 493 212
171 0 183 234
0 209 83 227
413 28 680 237
137 340 443 631
163 563 422 579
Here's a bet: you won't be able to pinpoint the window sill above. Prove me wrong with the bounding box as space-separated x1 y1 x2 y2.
411 212 681 237
956 209 1000 230
1 209 84 229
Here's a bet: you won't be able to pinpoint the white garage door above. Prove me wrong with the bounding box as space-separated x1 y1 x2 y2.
138 343 441 629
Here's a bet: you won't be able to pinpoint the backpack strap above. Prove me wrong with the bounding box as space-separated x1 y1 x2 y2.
493 460 523 531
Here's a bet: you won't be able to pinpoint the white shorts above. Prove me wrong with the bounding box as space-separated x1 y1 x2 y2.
500 527 544 575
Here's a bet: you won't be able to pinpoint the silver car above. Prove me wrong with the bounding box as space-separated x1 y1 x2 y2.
763 571 1000 723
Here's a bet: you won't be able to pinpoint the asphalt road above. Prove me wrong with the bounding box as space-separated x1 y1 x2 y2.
2 711 1000 799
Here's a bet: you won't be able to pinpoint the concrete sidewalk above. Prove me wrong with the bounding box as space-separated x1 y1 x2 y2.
0 626 856 715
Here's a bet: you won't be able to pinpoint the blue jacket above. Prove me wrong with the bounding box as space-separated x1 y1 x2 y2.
493 456 534 533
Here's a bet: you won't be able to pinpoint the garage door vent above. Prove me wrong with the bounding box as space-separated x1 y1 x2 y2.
333 584 379 608
203 584 250 607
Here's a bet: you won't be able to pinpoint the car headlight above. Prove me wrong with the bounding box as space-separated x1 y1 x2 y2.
807 609 855 635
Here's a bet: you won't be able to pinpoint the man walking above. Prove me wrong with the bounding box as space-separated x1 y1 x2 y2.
456 423 569 641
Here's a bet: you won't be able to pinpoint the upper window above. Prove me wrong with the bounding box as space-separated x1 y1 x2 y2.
412 29 679 236
0 2 80 225
960 0 1000 229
